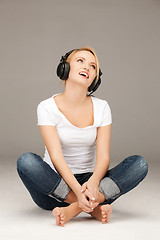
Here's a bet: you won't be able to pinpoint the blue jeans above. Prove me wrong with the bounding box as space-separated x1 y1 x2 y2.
17 153 148 210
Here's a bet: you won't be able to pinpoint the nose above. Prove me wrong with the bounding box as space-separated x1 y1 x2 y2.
83 66 89 71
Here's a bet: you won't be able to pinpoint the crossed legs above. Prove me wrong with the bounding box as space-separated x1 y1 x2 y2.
17 153 148 227
52 189 112 227
52 154 149 227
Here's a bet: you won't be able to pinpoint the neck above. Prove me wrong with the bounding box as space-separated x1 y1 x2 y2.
61 82 89 108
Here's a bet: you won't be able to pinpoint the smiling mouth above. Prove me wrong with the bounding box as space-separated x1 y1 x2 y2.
79 72 89 78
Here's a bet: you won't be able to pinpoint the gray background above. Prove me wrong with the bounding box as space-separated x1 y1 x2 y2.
1 1 160 239
0 0 159 164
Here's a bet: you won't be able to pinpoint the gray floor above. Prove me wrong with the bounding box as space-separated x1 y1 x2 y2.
0 156 159 240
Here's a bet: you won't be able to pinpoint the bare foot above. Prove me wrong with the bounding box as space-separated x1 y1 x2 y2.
89 204 112 224
52 202 82 227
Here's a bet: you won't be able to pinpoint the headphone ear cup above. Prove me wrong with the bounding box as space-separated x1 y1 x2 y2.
62 62 70 80
88 67 102 93
56 62 70 80
88 78 96 92
57 62 64 79
88 76 101 93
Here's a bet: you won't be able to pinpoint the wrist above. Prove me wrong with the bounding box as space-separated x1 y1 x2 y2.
73 184 82 197
89 175 100 186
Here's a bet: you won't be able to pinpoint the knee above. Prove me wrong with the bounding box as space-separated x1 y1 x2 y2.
132 155 148 177
17 152 37 174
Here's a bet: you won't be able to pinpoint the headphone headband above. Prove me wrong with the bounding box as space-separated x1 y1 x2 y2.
60 49 77 63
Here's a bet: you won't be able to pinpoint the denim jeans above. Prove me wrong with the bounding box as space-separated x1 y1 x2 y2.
17 152 148 210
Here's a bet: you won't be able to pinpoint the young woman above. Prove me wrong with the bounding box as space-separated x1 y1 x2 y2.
17 46 148 227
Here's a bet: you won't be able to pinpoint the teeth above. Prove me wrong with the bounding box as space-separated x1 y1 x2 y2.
79 72 88 78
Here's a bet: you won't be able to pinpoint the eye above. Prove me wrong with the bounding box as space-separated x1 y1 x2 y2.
91 65 96 69
77 58 83 63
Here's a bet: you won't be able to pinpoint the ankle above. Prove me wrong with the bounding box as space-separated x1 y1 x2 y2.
98 191 105 203
72 202 83 215
64 190 78 204
67 202 83 216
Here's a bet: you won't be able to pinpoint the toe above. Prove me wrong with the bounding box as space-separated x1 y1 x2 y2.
53 207 60 217
56 218 60 225
60 213 64 219
106 216 110 223
101 204 112 223
101 204 110 212
60 220 64 225
106 211 111 223
52 207 62 226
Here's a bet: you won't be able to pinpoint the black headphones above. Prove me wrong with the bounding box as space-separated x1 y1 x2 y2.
56 49 102 96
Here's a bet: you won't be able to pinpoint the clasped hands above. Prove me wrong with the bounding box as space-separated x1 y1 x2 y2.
77 179 100 213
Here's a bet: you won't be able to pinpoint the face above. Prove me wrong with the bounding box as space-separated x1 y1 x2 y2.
68 50 97 88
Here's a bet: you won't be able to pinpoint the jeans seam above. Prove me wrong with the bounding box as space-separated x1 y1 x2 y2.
48 177 62 196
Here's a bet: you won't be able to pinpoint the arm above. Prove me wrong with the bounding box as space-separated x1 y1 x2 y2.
39 125 82 196
39 125 95 212
90 123 111 184
81 124 112 199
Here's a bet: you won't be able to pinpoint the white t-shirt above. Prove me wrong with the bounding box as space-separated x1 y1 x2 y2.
37 93 112 174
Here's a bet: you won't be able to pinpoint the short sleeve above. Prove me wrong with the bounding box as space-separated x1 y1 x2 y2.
100 102 112 126
37 102 56 126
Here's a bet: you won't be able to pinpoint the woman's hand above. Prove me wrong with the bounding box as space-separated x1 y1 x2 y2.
81 178 100 203
76 189 99 213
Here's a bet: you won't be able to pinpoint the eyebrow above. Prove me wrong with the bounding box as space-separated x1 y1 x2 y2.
76 57 96 66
